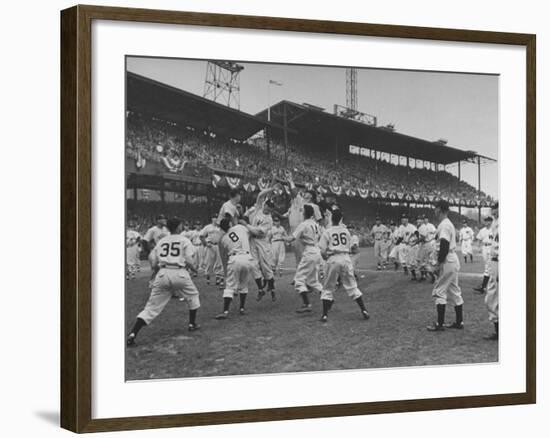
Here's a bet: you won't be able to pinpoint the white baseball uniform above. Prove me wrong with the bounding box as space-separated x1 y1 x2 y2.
371 224 389 266
143 225 169 246
418 222 436 272
126 229 141 273
199 223 224 280
432 218 463 306
397 223 417 265
270 224 288 272
476 226 494 277
318 225 363 301
248 209 275 281
219 224 254 299
218 200 240 225
292 218 323 293
137 234 200 325
459 226 474 256
350 233 360 270
485 219 499 322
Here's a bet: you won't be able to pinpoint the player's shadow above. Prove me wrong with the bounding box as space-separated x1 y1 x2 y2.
34 410 59 426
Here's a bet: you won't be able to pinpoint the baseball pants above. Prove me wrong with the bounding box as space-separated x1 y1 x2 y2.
321 254 363 301
204 244 224 278
482 246 492 277
432 256 463 306
137 268 200 324
250 240 274 280
407 245 419 269
418 241 435 272
271 240 286 272
294 247 323 293
374 240 384 265
485 259 499 323
461 240 473 256
223 254 253 298
397 243 409 265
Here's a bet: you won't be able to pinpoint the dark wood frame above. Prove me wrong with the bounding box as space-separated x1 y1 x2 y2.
61 4 536 433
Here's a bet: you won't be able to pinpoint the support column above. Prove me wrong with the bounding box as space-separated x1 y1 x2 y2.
477 155 482 222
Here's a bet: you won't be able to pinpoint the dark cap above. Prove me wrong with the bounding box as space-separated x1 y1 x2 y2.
434 199 450 212
484 216 494 222
156 214 166 221
401 213 408 219
492 201 499 209
166 217 181 232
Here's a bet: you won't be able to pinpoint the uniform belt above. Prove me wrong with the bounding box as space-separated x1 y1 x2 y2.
491 257 499 262
160 264 185 269
230 251 250 257
484 243 492 246
272 239 284 242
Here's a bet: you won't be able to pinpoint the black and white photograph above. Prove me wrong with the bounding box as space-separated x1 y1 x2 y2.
124 57 499 381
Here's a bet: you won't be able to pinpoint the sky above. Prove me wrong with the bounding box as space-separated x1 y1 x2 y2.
127 56 499 197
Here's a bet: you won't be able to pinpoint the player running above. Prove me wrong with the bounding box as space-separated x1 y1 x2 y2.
318 210 370 323
126 217 200 346
215 218 255 319
427 200 464 332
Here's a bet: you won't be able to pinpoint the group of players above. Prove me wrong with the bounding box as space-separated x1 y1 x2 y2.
126 177 500 347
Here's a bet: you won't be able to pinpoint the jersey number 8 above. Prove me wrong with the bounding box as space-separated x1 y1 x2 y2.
228 232 239 242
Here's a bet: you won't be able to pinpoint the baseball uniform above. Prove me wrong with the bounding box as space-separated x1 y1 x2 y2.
371 224 389 267
292 218 323 293
199 223 224 282
270 224 288 273
476 226 494 277
485 219 499 323
248 209 275 281
432 218 463 306
126 229 141 279
219 224 254 299
318 224 363 301
459 226 474 256
137 234 200 325
218 200 240 225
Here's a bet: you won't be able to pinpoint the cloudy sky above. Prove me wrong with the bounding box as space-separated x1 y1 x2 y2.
127 57 498 197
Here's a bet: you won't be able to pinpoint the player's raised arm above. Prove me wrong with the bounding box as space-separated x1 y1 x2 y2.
318 229 330 259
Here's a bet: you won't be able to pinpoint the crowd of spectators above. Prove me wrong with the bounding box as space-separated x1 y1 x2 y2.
126 112 493 205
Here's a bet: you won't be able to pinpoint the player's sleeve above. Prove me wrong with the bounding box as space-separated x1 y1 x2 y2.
292 222 304 240
313 204 322 221
149 242 160 267
182 239 196 269
318 230 329 253
143 227 153 242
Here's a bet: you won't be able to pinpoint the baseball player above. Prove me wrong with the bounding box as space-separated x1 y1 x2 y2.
126 217 200 346
244 187 277 301
417 215 437 283
348 224 361 277
380 225 393 268
427 200 464 332
217 189 241 226
371 217 389 270
484 204 499 340
284 204 323 313
286 174 323 268
215 218 254 319
473 216 494 293
199 215 224 288
126 218 142 280
396 214 417 275
142 214 168 253
270 216 289 278
407 217 423 281
318 209 370 322
459 220 474 263
388 222 401 270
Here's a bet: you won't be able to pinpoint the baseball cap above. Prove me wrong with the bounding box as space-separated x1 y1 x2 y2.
434 199 450 211
156 214 166 221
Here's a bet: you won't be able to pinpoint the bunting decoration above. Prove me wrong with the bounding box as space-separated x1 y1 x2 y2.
330 184 342 195
226 177 241 189
358 188 369 199
161 156 186 173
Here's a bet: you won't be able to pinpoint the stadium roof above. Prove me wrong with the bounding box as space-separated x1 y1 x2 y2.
127 72 286 141
256 101 490 165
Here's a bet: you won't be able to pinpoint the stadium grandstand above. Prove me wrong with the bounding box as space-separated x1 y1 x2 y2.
126 71 495 241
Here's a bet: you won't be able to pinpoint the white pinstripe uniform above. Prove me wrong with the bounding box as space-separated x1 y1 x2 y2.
219 225 254 299
292 218 323 293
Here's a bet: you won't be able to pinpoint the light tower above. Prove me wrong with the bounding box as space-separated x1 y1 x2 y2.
346 67 358 112
203 60 244 109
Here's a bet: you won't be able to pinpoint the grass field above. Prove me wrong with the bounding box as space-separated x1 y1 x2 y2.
125 247 498 380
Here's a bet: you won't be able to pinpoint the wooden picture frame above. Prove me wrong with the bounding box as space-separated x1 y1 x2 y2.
60 4 536 433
